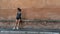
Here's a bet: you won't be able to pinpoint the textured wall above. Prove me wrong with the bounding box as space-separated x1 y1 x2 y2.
0 0 46 8
0 0 60 29
0 0 60 20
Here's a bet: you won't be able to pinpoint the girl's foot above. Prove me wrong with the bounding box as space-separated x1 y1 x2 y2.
16 27 19 30
13 27 15 29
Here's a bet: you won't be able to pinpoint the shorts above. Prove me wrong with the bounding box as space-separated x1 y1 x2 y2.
16 16 21 20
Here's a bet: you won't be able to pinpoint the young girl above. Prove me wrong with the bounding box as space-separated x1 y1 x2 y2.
13 8 22 29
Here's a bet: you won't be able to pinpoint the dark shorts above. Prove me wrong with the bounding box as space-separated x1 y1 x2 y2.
16 16 21 20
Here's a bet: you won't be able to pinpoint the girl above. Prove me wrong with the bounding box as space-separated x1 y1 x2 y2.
13 8 22 29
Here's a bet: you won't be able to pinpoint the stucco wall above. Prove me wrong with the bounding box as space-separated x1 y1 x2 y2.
0 0 60 29
0 0 60 20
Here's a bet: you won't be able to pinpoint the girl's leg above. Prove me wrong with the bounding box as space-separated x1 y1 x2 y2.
17 19 22 28
13 20 18 29
15 19 22 29
16 20 18 28
19 20 21 28
19 20 23 28
17 20 20 28
16 20 19 29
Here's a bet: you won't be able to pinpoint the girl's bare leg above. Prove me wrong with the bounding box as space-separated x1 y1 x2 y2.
17 20 20 28
13 19 22 29
19 20 23 28
16 20 20 29
19 20 21 28
17 19 22 28
13 20 18 29
15 20 18 27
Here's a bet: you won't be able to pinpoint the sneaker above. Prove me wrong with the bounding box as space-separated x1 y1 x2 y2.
16 27 19 30
13 27 15 29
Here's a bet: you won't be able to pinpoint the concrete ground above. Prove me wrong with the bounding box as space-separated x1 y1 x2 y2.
0 31 59 34
0 28 59 34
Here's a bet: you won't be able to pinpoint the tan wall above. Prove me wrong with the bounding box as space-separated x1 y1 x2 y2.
0 0 60 20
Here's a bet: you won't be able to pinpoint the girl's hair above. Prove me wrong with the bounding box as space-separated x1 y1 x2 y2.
17 8 21 11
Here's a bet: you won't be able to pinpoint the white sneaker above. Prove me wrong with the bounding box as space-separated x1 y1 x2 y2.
13 27 15 29
16 27 19 29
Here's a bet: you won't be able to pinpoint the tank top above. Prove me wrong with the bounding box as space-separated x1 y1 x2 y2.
16 11 21 18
